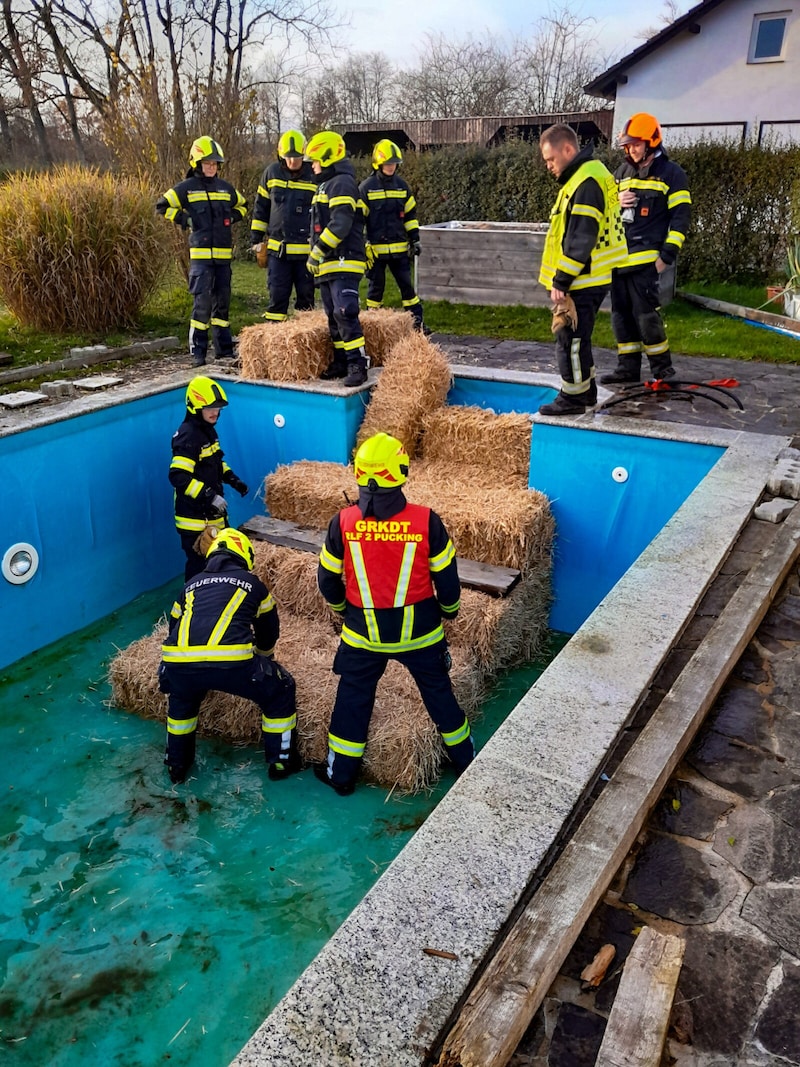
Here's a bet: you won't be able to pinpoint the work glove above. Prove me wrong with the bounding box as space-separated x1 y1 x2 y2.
409 239 421 257
252 242 268 269
551 294 578 334
306 245 325 277
226 473 249 497
210 493 228 515
365 242 376 269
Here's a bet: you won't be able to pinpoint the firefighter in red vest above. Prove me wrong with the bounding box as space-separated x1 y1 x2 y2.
315 432 475 794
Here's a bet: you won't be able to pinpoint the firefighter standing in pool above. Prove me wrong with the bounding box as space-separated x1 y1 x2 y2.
315 432 475 795
168 376 249 582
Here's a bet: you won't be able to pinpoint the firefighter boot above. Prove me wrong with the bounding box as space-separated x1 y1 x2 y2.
538 393 588 416
343 351 369 388
267 738 302 781
320 360 348 380
313 763 355 796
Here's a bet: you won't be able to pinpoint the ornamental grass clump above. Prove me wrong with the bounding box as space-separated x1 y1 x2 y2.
0 165 170 332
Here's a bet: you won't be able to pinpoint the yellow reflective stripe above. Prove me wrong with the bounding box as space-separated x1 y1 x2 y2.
164 207 180 222
190 319 209 330
329 599 346 611
348 543 373 606
402 296 420 308
429 539 455 573
162 646 253 662
210 317 229 327
199 442 220 459
666 230 686 248
174 516 207 532
318 261 365 276
319 545 343 574
372 242 409 255
262 713 298 733
167 716 198 736
557 254 583 276
319 227 341 249
363 608 380 644
622 177 669 195
286 243 309 255
267 238 283 251
341 335 365 351
366 299 382 308
263 311 287 321
442 717 470 746
288 180 315 191
169 600 181 619
401 604 414 644
618 341 642 354
624 249 659 267
440 598 460 614
267 178 286 190
186 478 203 498
208 588 247 646
251 221 268 235
256 593 276 616
394 543 417 606
187 191 210 201
644 340 669 356
341 624 445 653
189 248 233 260
329 733 366 758
406 195 417 210
328 195 356 209
365 188 407 200
571 203 602 222
170 456 196 474
178 590 194 647
668 190 691 208
164 189 181 209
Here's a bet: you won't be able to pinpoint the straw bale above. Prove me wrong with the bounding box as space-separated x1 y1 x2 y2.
357 333 452 458
361 307 415 367
407 466 554 572
265 460 353 526
238 311 333 382
252 541 336 629
421 406 532 488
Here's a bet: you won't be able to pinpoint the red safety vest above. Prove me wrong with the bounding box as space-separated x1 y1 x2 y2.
339 503 433 609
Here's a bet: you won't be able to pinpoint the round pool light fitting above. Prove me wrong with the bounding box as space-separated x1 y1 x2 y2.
2 542 40 585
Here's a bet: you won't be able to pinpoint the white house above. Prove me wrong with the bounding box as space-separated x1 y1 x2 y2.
586 0 799 145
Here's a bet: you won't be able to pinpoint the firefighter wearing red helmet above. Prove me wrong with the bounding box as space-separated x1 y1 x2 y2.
601 113 692 384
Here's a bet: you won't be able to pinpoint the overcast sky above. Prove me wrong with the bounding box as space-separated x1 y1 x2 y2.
331 0 692 62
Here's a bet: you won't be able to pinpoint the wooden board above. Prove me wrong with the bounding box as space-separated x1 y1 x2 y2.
241 514 521 597
678 289 800 335
434 504 800 1067
595 926 685 1067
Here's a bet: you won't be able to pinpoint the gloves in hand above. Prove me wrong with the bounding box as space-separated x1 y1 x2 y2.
551 294 578 334
306 245 325 277
226 473 249 497
365 243 376 269
252 242 268 268
210 494 228 514
409 239 421 257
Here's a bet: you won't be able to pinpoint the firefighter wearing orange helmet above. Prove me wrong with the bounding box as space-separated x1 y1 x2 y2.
601 113 692 384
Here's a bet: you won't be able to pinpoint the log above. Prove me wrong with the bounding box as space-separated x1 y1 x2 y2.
240 514 522 597
595 926 685 1067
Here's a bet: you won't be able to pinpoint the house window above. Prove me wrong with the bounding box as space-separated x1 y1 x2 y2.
748 12 789 62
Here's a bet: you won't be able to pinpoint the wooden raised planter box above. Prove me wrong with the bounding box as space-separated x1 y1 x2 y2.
417 220 676 308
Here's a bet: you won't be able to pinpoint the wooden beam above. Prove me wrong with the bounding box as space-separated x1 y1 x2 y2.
595 927 685 1067
677 289 800 336
434 504 800 1067
241 514 522 598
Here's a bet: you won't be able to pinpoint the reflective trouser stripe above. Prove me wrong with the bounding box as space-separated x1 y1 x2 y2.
329 732 366 758
442 717 471 747
168 715 198 735
261 713 298 733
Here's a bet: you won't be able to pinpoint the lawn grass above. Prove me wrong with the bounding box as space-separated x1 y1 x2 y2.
0 261 798 371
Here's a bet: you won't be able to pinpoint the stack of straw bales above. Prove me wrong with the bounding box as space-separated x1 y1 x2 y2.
108 331 554 793
238 307 415 383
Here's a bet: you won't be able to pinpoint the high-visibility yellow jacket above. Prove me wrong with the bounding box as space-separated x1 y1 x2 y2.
539 145 627 293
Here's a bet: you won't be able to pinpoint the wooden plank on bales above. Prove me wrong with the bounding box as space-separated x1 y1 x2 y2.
595 926 685 1067
434 504 800 1067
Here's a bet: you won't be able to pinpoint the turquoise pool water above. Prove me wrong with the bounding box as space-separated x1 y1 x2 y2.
0 579 564 1066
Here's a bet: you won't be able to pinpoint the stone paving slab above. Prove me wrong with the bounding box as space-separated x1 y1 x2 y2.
0 390 47 408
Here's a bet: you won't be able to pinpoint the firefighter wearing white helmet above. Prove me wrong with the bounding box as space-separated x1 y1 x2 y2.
304 130 370 387
156 136 248 367
601 113 691 385
160 527 300 784
315 432 474 794
168 376 249 581
359 139 426 332
250 130 317 323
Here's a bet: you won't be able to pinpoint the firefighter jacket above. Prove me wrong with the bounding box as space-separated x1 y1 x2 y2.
539 144 627 293
359 171 420 256
162 552 279 665
169 412 241 534
310 158 367 278
156 171 247 262
250 160 316 258
317 498 461 654
614 149 691 271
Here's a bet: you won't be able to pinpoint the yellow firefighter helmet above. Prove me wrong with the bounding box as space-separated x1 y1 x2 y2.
188 136 225 167
304 130 346 167
206 527 256 569
372 139 403 169
277 129 306 159
354 432 409 489
185 376 228 415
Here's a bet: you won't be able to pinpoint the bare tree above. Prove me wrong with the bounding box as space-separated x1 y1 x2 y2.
513 3 605 113
300 51 396 126
0 0 53 163
636 1 690 41
395 33 517 118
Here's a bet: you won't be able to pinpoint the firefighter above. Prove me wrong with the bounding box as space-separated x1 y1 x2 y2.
315 433 474 795
250 129 316 322
156 136 248 367
538 124 628 416
160 528 300 785
601 113 692 384
169 376 249 582
304 130 370 388
359 140 425 332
